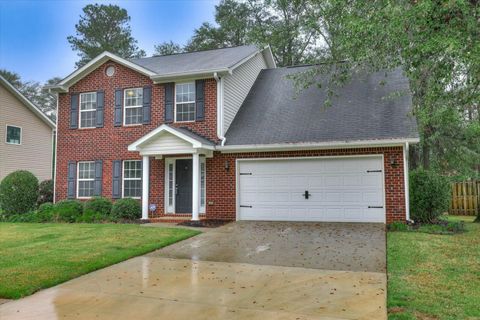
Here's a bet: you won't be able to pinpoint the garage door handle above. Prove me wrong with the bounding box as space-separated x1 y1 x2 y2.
368 206 384 208
240 205 252 208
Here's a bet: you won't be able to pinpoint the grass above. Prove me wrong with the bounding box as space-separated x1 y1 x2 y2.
387 216 480 320
0 223 200 299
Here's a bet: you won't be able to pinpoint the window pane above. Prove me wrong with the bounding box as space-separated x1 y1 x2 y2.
6 126 21 144
200 162 205 206
80 92 97 110
168 163 174 206
124 180 142 197
78 162 95 179
78 181 94 197
176 83 195 103
125 106 143 125
80 110 96 128
124 160 142 178
125 88 143 107
176 103 195 122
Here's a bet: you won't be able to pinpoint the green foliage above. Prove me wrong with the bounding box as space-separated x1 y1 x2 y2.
111 198 141 221
37 179 54 205
409 169 451 223
416 220 465 235
53 200 83 223
388 221 409 232
153 41 183 56
67 4 145 67
0 170 39 215
80 197 113 223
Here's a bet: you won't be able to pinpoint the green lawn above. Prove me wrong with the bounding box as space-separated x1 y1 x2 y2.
387 216 480 320
0 223 199 299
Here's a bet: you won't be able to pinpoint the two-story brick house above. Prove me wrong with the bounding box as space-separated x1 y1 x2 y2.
49 45 418 224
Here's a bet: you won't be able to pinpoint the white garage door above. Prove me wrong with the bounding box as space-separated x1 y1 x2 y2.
237 156 385 223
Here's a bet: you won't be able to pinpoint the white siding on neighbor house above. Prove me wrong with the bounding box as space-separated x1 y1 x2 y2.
223 52 267 134
0 85 54 182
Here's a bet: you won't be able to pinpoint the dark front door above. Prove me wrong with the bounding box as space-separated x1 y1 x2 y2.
175 159 193 213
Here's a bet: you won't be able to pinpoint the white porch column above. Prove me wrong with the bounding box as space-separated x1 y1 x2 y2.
192 153 200 221
142 155 149 220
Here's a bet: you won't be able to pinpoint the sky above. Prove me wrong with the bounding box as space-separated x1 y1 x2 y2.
0 0 217 83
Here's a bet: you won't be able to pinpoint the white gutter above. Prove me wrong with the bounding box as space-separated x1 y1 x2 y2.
217 138 420 153
214 72 227 146
403 142 411 221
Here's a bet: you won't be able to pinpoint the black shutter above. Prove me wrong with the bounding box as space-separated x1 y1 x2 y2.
96 91 104 128
142 86 152 124
164 83 174 123
112 160 122 199
67 161 76 199
70 94 79 129
195 80 205 121
114 89 123 126
94 160 103 196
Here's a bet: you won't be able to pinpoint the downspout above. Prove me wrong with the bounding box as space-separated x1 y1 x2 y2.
213 72 227 146
403 142 411 222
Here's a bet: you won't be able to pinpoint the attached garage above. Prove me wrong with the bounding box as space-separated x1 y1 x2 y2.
237 156 385 223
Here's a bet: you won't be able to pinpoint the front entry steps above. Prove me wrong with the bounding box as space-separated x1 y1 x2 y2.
148 215 206 224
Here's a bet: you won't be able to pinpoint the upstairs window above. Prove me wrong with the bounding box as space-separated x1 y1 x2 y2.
175 82 195 122
77 161 95 198
6 125 21 145
79 92 97 128
124 88 143 125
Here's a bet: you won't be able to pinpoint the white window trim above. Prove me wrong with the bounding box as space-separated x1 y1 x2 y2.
77 161 95 199
5 124 22 145
164 157 206 214
123 88 143 126
79 92 97 129
174 82 196 123
122 160 142 199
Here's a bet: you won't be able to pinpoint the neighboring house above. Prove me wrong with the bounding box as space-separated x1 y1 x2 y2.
0 76 56 182
48 45 418 224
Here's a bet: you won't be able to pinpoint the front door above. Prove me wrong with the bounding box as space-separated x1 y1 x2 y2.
175 159 193 213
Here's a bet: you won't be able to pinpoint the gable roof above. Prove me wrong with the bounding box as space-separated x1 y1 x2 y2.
0 76 56 129
47 45 275 91
224 66 418 147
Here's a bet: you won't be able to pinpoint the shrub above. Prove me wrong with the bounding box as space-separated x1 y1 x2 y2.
80 197 113 223
0 170 39 215
53 200 83 223
111 198 141 221
37 179 54 205
409 169 451 224
36 202 55 222
388 221 409 232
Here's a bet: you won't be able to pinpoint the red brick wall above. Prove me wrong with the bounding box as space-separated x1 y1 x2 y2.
55 60 217 202
205 147 406 223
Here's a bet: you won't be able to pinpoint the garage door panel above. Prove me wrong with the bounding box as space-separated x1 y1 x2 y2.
238 157 385 223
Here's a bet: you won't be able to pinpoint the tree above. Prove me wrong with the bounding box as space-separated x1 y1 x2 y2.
67 4 145 68
0 69 22 87
300 0 480 177
154 41 183 56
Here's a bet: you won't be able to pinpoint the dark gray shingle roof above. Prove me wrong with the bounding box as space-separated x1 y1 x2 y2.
225 66 418 146
131 45 259 75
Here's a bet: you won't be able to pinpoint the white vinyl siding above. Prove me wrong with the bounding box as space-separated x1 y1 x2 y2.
123 160 142 198
0 84 54 181
79 92 97 128
77 161 95 198
223 53 267 133
124 88 143 125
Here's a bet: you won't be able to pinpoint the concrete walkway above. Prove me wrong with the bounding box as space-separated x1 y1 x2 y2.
0 222 387 320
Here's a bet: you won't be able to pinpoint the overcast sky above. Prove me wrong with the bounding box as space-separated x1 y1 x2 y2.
0 0 217 83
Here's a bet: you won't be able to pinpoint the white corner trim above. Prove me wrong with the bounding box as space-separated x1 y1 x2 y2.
217 138 420 153
261 46 277 69
0 76 56 129
403 142 411 221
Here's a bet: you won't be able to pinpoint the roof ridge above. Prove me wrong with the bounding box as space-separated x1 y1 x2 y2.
136 44 257 60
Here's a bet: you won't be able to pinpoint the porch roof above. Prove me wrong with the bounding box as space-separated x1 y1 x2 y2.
128 124 215 156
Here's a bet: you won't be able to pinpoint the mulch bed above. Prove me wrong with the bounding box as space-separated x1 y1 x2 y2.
177 219 229 228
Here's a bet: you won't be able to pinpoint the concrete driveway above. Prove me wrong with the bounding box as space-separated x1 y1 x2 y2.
0 222 387 320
